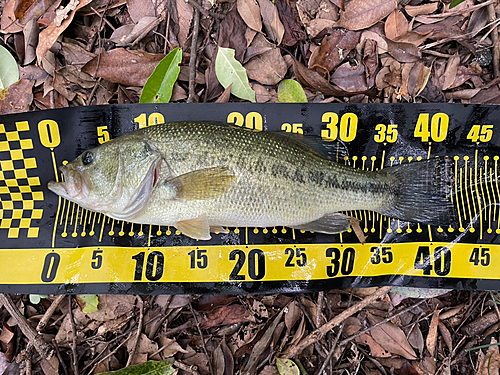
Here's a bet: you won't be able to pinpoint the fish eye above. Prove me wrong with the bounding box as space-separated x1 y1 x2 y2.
82 151 94 165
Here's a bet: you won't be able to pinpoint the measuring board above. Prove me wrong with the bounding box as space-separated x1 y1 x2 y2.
1 103 500 294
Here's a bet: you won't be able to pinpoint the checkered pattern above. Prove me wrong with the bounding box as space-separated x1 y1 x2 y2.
0 121 43 238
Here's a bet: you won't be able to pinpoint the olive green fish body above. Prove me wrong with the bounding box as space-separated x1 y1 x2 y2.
48 122 455 240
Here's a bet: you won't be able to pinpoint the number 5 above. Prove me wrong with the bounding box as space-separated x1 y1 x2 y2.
97 126 110 144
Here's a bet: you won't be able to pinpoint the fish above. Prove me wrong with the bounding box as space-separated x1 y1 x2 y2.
48 121 456 240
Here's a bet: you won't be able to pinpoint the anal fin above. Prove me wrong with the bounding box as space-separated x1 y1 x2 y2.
291 213 352 234
176 214 211 240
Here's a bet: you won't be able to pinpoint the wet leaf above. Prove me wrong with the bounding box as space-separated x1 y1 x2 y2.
339 0 397 31
216 46 256 102
98 360 175 375
76 295 99 313
82 48 165 87
0 79 33 114
367 312 418 360
140 48 182 103
276 358 299 375
238 0 262 32
0 45 19 90
278 79 307 103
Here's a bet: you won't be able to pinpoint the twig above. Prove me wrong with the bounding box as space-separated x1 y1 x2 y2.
188 302 215 375
126 296 144 367
487 3 500 77
37 295 66 332
131 16 165 47
25 343 34 375
88 331 134 374
174 360 202 375
186 0 224 19
315 292 324 328
90 7 115 30
52 339 69 375
282 286 393 358
187 0 201 103
0 294 54 359
315 290 353 375
68 296 80 375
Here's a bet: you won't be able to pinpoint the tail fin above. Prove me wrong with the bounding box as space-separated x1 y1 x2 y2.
378 158 457 226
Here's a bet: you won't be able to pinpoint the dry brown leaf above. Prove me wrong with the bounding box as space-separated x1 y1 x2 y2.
445 88 481 100
275 0 306 46
176 0 194 47
201 304 254 328
306 18 336 39
244 33 275 62
1 0 24 33
127 0 156 23
308 29 360 73
363 38 378 87
367 312 418 360
86 295 137 322
40 356 59 375
339 0 397 31
293 59 347 96
405 3 439 18
35 0 93 63
407 324 424 355
0 79 34 115
238 0 262 32
252 83 275 102
408 61 431 98
215 84 233 103
245 48 287 85
258 0 284 44
331 62 368 93
356 333 391 358
438 321 453 353
219 7 248 62
477 338 500 375
82 48 165 87
385 10 408 41
426 309 440 357
442 54 460 90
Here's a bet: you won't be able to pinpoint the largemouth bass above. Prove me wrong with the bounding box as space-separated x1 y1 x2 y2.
48 122 455 240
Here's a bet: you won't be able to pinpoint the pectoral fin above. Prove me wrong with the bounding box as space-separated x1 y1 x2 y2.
291 213 352 234
165 167 236 200
176 214 211 240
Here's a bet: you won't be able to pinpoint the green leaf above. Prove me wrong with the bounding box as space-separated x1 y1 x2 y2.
277 79 307 103
0 45 19 90
98 360 175 375
77 294 99 313
140 48 182 103
29 295 48 304
449 0 465 9
215 47 256 103
276 358 300 375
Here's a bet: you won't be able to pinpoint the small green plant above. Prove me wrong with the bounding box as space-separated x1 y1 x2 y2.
140 48 182 103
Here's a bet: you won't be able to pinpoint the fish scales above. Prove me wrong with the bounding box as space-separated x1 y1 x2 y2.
133 122 392 227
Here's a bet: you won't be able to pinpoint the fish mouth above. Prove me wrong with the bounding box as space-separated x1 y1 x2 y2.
47 165 83 198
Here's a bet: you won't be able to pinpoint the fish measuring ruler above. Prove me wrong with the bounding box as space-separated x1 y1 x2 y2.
0 103 499 294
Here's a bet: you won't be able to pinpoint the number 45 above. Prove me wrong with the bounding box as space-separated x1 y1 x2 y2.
467 125 493 143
